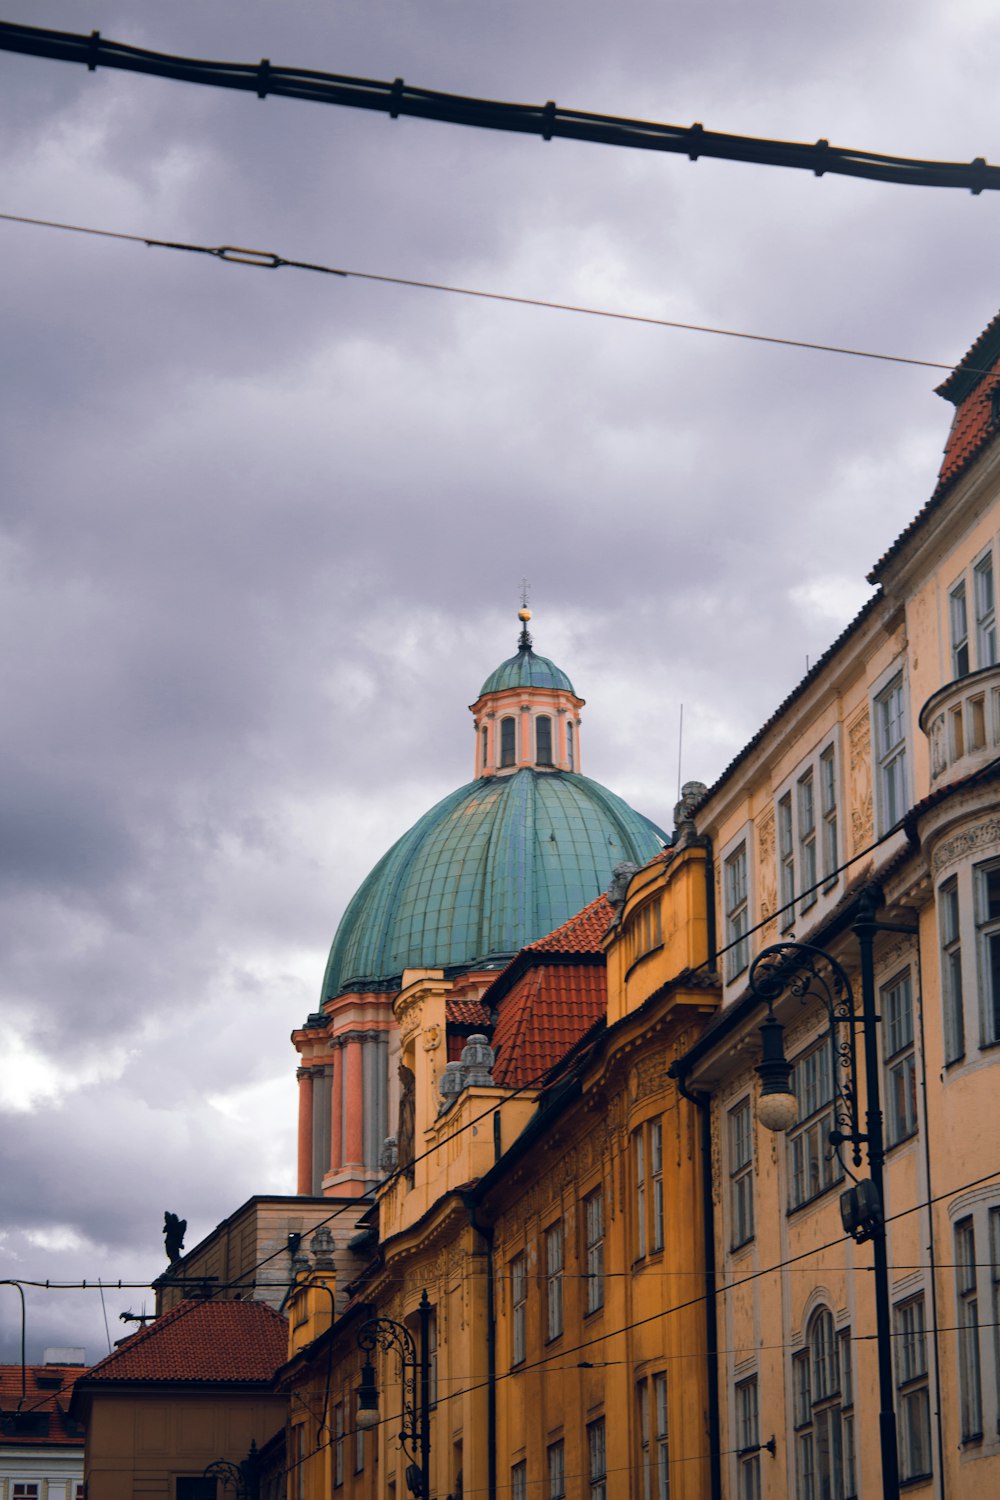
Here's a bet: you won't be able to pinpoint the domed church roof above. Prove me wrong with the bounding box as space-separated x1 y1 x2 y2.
478 647 575 697
321 769 666 1000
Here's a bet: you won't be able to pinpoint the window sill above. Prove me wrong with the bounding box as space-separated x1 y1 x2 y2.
900 1473 933 1489
730 1235 754 1255
786 1178 844 1217
583 1303 604 1321
886 1129 917 1153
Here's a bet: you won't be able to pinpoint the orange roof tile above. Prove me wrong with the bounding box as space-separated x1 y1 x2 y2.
0 1365 85 1446
81 1299 287 1387
492 964 607 1088
524 893 613 954
446 998 491 1026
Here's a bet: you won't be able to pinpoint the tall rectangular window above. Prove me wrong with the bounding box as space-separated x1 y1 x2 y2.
956 1217 983 1440
333 1402 344 1486
634 1127 646 1258
650 1120 664 1253
976 858 1000 1045
975 552 997 666
820 746 838 884
545 1222 564 1340
882 970 917 1146
536 714 553 765
547 1440 565 1500
779 793 795 929
511 1252 527 1366
798 770 817 911
588 1417 607 1499
511 1460 527 1500
895 1296 932 1481
638 1378 652 1500
725 842 749 980
652 1372 669 1500
951 580 971 677
354 1422 365 1474
940 877 965 1063
735 1377 760 1500
788 1040 842 1209
875 673 907 832
584 1189 604 1314
729 1099 754 1248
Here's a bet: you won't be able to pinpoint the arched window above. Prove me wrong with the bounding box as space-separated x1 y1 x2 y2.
793 1307 855 1499
481 724 489 771
500 717 516 768
567 719 575 770
536 715 553 765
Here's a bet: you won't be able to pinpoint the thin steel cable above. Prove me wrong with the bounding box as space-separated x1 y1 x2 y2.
0 210 985 375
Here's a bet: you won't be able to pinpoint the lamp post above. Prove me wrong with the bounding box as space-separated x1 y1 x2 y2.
749 891 909 1500
355 1289 431 1499
203 1440 260 1500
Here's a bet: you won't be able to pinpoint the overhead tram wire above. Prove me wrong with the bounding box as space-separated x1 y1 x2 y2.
1 20 999 195
0 210 980 377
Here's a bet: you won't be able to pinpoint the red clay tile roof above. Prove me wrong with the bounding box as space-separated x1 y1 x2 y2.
491 965 607 1088
0 1365 85 1446
524 893 613 953
446 998 491 1026
868 309 1000 583
81 1299 287 1386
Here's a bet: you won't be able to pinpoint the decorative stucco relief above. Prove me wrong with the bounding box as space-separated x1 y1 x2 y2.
932 817 1000 875
847 707 873 852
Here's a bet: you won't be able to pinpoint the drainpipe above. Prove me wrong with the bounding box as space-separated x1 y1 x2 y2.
914 936 946 1498
669 1067 722 1500
465 1203 497 1500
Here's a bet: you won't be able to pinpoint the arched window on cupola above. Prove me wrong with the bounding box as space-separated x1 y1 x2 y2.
536 715 553 766
481 724 489 772
567 719 575 770
500 716 516 768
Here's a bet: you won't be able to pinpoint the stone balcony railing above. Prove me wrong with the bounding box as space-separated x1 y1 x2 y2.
919 663 1000 789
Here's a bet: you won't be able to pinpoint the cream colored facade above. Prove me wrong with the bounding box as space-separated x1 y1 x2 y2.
675 319 1000 1500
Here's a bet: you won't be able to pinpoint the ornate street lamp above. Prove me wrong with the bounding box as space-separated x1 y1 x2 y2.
749 889 914 1500
355 1290 431 1499
203 1440 260 1500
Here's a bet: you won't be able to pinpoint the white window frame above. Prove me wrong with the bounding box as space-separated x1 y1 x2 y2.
872 666 909 835
882 968 917 1147
975 856 1000 1047
774 736 841 931
511 1459 527 1500
545 1221 564 1341
724 841 750 981
547 1439 565 1500
735 1375 760 1500
584 1188 604 1314
974 549 997 668
729 1098 754 1249
787 1038 843 1211
588 1416 607 1499
894 1295 932 1482
956 1216 984 1441
939 875 966 1063
951 576 971 678
511 1252 527 1366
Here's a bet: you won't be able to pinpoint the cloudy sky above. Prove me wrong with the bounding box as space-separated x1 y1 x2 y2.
2 0 999 1361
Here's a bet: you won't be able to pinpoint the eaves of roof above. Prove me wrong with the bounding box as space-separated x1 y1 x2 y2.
76 1298 287 1388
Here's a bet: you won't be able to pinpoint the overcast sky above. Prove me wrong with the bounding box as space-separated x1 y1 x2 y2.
2 1 999 1362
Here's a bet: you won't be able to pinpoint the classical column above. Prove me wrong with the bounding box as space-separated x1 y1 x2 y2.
344 1033 365 1167
296 1068 314 1195
329 1040 344 1175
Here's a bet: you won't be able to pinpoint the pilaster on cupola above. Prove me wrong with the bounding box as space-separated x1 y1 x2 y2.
469 609 586 779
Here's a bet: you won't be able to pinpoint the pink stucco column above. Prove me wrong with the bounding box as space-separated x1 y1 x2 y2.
329 1043 343 1174
296 1068 314 1195
344 1035 364 1167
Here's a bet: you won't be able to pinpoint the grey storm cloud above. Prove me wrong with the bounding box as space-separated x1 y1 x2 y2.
2 0 1000 1358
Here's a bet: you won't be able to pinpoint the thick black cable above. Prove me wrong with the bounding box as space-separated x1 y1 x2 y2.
1 20 998 194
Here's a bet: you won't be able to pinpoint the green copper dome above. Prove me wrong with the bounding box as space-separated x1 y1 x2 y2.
478 643 575 697
321 769 666 999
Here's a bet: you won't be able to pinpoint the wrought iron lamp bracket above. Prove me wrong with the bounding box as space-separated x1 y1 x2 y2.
748 940 866 1171
357 1316 420 1452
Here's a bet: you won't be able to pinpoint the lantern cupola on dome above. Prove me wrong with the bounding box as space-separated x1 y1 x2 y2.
472 609 583 778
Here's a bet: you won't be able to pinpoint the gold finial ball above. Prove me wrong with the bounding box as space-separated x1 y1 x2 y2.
518 608 532 622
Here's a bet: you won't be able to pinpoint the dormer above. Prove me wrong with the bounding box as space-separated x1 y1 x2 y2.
469 610 586 778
